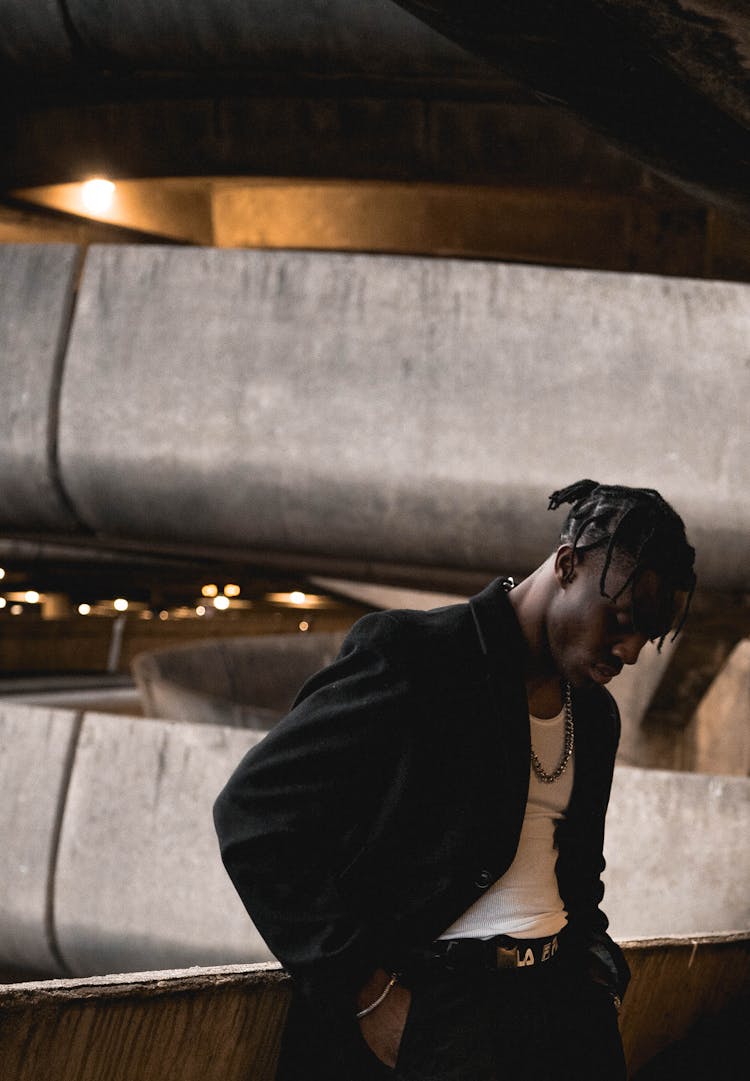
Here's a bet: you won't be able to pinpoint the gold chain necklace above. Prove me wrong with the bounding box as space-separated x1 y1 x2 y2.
530 681 575 784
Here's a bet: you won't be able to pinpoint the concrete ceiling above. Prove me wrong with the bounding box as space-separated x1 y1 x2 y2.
0 1 748 223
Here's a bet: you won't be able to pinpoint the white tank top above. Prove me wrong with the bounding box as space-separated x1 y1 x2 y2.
439 708 574 940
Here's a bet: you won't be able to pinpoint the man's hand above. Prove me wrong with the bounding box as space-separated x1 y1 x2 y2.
356 968 412 1069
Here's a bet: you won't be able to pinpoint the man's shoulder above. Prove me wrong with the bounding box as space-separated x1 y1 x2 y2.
344 595 474 654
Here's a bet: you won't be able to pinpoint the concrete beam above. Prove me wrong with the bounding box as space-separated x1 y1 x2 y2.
0 244 82 532
55 246 750 589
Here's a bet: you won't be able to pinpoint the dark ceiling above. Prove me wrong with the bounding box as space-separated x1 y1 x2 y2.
1 1 748 223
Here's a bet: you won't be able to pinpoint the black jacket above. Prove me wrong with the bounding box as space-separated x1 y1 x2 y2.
214 577 630 1015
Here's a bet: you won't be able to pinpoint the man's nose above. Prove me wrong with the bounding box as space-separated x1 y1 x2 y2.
612 632 648 666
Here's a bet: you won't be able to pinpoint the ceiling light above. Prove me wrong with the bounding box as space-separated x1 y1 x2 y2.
78 603 91 615
81 177 115 214
214 595 230 610
113 598 129 612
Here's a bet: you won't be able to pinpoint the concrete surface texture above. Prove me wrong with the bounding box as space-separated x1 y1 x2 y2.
131 631 347 727
0 704 79 975
51 245 750 590
689 638 750 776
1 938 748 1081
53 712 273 975
0 244 80 531
602 765 750 939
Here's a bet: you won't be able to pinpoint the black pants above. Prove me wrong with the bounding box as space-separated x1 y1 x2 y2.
277 955 627 1081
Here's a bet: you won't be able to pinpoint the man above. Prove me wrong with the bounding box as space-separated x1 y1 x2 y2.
214 479 696 1080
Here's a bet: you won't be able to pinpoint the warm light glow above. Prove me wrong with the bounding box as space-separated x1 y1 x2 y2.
81 177 115 214
290 591 306 605
0 567 5 580
0 598 6 609
196 605 206 616
201 583 218 597
299 620 310 632
10 604 22 615
78 603 91 616
214 595 230 610
159 610 169 620
25 590 40 604
141 610 154 620
224 583 241 597
113 597 129 612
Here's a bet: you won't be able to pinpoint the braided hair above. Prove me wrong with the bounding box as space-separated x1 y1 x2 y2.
547 480 696 649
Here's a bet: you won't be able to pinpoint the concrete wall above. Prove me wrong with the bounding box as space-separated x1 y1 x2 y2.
0 702 273 977
1 244 747 589
0 704 80 974
602 766 750 938
131 631 347 726
1 701 747 980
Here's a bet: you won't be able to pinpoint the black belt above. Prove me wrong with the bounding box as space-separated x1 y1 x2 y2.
401 930 565 976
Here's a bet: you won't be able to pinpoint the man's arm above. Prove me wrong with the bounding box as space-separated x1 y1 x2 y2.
213 611 413 1011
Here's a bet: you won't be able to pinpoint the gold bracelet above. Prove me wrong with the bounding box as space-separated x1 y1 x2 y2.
355 973 399 1019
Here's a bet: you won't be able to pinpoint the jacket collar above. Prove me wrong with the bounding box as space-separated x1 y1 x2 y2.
469 576 528 679
468 577 531 845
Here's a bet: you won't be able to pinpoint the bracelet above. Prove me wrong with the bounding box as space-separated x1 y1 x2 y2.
356 973 399 1019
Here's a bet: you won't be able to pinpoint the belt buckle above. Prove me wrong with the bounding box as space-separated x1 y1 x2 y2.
494 934 560 970
495 945 520 970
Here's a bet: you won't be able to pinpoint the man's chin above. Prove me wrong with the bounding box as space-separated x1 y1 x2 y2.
565 665 614 689
587 663 623 686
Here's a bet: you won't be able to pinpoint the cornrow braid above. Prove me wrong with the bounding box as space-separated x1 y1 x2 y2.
548 479 697 649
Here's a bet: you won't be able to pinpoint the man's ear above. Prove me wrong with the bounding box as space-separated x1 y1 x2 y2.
554 545 576 586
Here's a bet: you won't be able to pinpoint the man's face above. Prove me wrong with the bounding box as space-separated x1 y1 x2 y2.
546 547 680 689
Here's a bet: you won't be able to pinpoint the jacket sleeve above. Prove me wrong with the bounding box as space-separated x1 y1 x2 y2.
555 688 631 1000
213 611 413 1008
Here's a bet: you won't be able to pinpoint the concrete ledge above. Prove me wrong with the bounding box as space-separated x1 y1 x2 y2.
54 713 273 974
0 703 80 975
603 766 750 938
0 937 747 1080
131 631 347 726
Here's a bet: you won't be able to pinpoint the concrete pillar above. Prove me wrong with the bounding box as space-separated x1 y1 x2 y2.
688 639 750 776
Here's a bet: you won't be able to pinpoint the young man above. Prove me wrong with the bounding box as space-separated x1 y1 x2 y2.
214 480 696 1080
